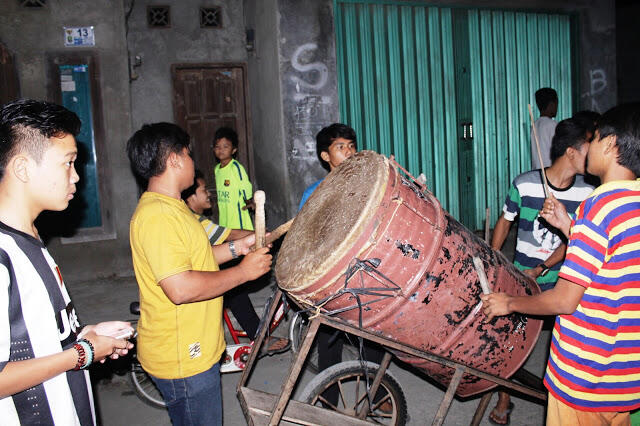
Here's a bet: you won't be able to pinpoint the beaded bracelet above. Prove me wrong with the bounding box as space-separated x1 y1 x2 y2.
73 338 95 370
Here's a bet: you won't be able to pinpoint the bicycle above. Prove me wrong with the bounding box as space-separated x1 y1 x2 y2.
128 291 290 408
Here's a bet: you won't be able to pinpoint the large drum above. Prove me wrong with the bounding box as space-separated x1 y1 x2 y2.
276 151 542 397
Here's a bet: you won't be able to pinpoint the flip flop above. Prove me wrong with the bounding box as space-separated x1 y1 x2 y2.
258 336 291 358
488 401 514 426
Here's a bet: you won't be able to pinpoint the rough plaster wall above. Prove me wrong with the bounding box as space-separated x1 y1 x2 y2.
277 0 340 216
244 0 290 228
127 0 248 131
0 0 137 281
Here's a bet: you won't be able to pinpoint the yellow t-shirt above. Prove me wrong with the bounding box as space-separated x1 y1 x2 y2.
129 191 225 379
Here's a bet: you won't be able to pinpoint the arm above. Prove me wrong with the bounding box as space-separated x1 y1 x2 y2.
480 277 585 321
524 243 567 279
0 331 131 398
490 214 513 251
228 229 253 240
211 233 256 264
159 247 271 304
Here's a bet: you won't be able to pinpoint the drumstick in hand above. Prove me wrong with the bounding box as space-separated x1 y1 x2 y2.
254 190 266 249
528 104 551 198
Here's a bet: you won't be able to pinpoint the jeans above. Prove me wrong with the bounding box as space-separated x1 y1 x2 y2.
151 362 222 426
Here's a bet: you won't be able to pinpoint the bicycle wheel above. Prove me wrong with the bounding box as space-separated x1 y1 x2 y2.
289 312 360 374
299 361 408 426
129 358 166 408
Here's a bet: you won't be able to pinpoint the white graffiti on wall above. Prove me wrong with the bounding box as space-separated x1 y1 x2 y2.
290 43 328 93
289 42 332 161
581 68 607 112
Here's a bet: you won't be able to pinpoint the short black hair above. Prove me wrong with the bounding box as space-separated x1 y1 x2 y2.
0 99 81 180
181 169 204 201
535 88 558 112
315 123 357 170
214 127 238 148
598 103 640 176
550 118 588 163
572 110 600 140
126 122 190 181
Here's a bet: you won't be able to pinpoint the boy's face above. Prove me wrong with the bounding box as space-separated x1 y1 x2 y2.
29 133 79 212
586 130 613 177
569 140 590 175
188 178 212 213
176 147 195 191
320 137 357 170
214 138 236 164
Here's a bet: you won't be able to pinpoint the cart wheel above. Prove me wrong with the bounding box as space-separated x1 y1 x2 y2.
299 361 408 425
129 359 166 408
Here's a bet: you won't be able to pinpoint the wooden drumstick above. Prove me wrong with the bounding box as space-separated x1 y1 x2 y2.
250 218 295 251
254 190 266 249
528 104 551 198
473 256 492 295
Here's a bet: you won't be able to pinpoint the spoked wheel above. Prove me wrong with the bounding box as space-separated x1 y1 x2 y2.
129 358 166 408
299 361 408 425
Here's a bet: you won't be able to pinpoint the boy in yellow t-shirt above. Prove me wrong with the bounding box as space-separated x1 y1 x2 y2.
127 122 271 425
213 127 254 230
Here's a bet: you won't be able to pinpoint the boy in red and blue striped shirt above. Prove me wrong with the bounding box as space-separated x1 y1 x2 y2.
483 103 640 425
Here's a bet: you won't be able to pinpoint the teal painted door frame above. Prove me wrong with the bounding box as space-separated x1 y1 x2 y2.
334 0 575 229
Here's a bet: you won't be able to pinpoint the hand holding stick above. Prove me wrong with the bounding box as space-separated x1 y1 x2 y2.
528 104 551 198
254 190 266 249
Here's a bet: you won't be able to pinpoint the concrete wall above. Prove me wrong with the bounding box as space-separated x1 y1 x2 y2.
244 0 290 228
0 0 137 281
127 0 248 130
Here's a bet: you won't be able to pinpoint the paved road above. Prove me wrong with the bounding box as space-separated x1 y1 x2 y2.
69 270 548 425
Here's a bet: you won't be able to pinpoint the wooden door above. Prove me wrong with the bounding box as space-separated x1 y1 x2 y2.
172 64 252 199
0 42 20 105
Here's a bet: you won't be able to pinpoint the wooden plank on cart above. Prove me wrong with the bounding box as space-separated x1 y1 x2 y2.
240 387 371 426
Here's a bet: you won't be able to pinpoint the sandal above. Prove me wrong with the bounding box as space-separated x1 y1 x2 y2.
258 336 291 358
488 401 514 425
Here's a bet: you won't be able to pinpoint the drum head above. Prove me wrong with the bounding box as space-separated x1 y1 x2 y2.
276 151 389 292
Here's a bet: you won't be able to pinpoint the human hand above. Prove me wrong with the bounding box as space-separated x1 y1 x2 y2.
480 293 513 322
523 268 540 280
238 247 272 281
242 197 256 211
539 194 571 233
81 321 134 340
81 330 134 363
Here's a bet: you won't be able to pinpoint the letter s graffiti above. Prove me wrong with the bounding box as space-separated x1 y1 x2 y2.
290 43 328 91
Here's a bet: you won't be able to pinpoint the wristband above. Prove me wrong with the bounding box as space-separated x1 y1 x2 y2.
75 338 95 369
228 241 238 259
73 343 86 370
538 263 550 277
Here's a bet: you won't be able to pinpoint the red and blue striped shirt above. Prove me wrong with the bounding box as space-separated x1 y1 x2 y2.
544 180 640 412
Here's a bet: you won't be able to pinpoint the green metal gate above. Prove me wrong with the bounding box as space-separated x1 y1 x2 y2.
334 0 575 229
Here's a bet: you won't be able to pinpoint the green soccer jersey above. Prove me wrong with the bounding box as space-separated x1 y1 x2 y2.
214 159 254 230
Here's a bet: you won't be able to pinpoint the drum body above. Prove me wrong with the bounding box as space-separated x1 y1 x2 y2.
276 151 542 397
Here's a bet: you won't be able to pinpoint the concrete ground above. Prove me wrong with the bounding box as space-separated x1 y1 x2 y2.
68 229 550 425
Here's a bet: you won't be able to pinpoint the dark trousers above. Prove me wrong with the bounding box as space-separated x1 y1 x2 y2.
224 285 260 340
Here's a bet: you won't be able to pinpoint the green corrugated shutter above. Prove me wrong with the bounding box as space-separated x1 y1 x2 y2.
334 0 574 229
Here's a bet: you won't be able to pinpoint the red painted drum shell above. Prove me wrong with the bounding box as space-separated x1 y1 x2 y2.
275 151 543 397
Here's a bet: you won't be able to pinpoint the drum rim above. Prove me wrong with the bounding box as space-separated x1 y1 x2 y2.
276 151 390 292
